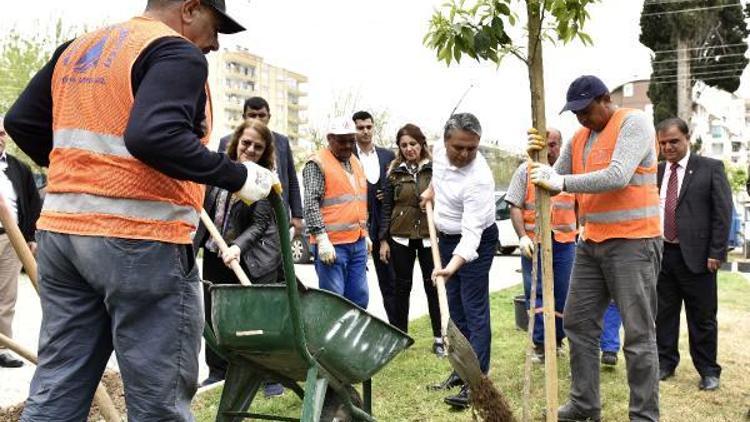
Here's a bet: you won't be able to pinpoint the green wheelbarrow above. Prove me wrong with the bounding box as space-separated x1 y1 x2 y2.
202 193 414 421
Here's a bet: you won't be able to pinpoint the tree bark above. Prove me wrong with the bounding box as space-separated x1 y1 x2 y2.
526 2 558 421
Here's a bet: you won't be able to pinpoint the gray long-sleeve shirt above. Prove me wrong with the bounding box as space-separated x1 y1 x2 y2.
555 111 656 193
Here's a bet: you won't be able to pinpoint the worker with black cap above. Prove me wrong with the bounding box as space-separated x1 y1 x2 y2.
3 1 279 420
527 75 662 421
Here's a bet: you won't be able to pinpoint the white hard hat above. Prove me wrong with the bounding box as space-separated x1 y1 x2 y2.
327 118 357 136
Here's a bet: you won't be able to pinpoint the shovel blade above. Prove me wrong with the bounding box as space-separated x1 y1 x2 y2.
445 320 483 388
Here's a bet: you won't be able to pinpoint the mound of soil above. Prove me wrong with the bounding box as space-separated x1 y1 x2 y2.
0 370 126 421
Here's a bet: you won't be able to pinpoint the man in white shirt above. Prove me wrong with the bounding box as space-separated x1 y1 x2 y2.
352 111 397 324
0 116 42 368
422 112 497 409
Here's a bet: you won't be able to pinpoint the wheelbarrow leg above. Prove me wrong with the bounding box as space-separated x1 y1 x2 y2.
300 365 328 422
362 379 372 414
215 362 263 422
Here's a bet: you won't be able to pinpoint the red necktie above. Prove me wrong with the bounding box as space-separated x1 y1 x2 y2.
663 162 679 241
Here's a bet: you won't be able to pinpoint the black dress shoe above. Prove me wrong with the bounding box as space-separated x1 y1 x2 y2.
659 368 675 381
443 385 469 409
553 401 601 422
0 352 23 368
428 372 464 391
699 375 720 391
600 351 618 366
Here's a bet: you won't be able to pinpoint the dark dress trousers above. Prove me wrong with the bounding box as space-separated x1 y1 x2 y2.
656 154 732 378
355 146 397 324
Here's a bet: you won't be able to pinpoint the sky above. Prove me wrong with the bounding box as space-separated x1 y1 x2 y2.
4 0 750 153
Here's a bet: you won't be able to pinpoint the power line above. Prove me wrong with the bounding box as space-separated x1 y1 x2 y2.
648 74 745 85
650 67 745 81
650 42 748 54
651 52 747 64
642 4 743 17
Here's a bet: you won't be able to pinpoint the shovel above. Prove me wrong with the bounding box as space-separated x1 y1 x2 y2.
425 201 515 421
0 195 120 422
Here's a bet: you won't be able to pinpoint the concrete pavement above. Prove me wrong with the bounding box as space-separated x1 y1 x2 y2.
0 253 523 407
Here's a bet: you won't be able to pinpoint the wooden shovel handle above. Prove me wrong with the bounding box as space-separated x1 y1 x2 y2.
425 201 450 341
200 210 252 286
0 195 38 293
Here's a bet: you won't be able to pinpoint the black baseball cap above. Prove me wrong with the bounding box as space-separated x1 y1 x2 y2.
203 0 245 34
560 75 609 114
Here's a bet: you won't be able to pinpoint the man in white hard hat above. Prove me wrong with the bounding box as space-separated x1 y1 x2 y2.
302 118 371 308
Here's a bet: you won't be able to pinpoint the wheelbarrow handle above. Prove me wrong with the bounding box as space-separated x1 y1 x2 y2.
199 209 252 286
424 201 450 342
0 194 39 293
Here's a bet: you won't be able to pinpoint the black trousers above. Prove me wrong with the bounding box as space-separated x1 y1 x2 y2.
390 239 442 337
656 242 721 377
371 240 397 324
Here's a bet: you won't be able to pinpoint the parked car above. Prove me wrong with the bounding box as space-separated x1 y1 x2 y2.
494 191 518 255
290 225 313 264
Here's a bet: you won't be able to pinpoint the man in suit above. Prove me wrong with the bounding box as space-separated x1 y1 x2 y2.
219 97 303 235
656 117 732 391
351 111 397 324
0 115 42 368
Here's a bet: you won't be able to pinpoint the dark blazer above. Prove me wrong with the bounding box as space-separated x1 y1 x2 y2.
219 131 302 219
193 186 281 280
657 154 732 273
3 154 41 241
354 146 396 243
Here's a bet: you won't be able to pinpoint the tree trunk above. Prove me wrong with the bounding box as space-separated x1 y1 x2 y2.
677 37 692 122
526 2 558 421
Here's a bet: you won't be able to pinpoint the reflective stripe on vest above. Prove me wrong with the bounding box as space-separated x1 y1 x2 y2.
571 108 661 242
522 163 577 243
308 149 368 245
42 17 210 244
44 193 199 226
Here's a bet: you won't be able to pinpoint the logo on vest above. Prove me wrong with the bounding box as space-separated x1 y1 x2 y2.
73 33 109 73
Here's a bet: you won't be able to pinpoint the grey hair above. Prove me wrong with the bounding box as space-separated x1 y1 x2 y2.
444 112 482 140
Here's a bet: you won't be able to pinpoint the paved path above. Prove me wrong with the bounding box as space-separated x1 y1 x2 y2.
1 253 523 407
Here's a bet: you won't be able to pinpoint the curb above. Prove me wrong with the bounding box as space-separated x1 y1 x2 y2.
720 261 750 273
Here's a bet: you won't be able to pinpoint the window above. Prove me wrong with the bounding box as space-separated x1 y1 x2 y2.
711 124 724 138
623 83 634 97
495 195 511 220
712 143 723 155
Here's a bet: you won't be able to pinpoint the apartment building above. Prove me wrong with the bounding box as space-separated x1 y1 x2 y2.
207 47 308 148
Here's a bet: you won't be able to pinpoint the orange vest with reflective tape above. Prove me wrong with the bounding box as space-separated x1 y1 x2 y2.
571 108 660 242
308 149 368 245
522 163 577 243
41 17 211 244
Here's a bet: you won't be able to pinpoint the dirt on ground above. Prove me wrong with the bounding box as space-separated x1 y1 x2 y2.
0 370 126 421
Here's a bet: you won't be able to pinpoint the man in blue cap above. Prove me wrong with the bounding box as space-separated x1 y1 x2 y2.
527 75 662 422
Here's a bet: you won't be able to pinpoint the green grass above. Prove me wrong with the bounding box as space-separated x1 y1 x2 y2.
193 273 750 421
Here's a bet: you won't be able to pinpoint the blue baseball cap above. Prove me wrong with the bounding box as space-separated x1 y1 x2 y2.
560 75 609 114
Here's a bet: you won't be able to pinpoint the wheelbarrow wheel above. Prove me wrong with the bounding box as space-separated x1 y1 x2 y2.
320 385 363 422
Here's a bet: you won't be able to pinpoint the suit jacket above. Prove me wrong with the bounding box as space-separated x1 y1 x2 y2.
354 146 396 242
657 154 732 274
2 154 42 241
219 131 303 219
193 186 281 280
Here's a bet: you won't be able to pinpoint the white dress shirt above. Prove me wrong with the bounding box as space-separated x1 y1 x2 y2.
659 149 690 231
356 144 381 185
0 153 18 227
432 142 495 262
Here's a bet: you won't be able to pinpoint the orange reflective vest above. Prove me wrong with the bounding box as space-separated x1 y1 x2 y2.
571 108 660 242
522 163 577 243
41 17 211 244
308 149 368 245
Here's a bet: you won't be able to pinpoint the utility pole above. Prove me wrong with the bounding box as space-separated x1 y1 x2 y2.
677 37 692 122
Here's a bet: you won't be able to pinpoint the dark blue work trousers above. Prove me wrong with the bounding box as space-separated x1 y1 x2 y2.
438 224 498 374
21 231 203 422
521 237 575 346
